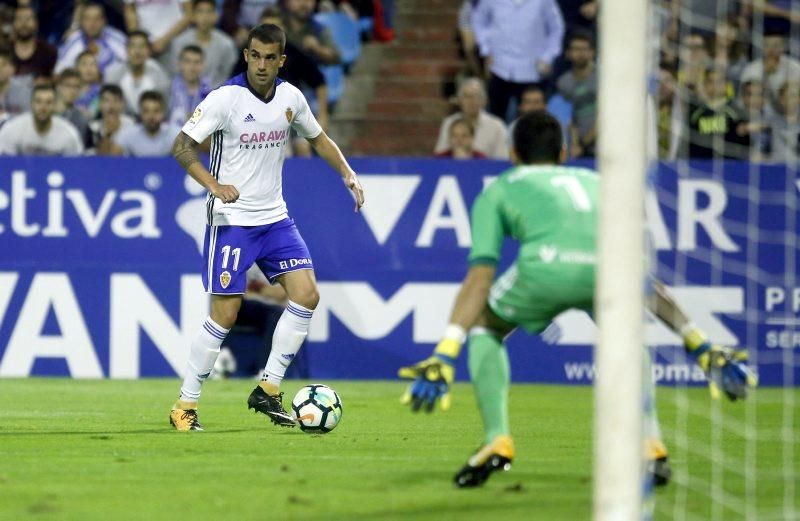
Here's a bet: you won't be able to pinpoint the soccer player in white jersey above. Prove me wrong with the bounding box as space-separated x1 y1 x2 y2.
169 23 364 431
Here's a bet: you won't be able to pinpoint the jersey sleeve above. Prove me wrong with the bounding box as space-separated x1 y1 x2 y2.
181 88 230 143
290 89 323 139
468 187 506 266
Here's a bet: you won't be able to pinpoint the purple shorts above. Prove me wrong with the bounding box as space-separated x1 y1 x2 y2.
202 218 314 294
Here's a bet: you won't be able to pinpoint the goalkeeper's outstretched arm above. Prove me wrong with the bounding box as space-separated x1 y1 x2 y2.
648 279 757 400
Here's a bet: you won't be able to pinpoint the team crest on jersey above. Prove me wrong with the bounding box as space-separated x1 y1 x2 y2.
285 107 293 123
189 107 203 125
220 271 231 289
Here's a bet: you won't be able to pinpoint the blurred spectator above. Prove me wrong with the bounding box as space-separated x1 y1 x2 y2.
260 7 328 130
0 49 32 123
434 78 508 159
171 0 238 87
740 33 800 107
284 0 341 65
104 31 171 115
74 51 103 119
55 68 91 146
556 31 597 158
89 84 135 154
169 45 212 128
558 0 597 35
507 85 546 139
677 33 711 98
435 117 487 159
0 83 84 156
113 91 180 156
56 2 127 74
657 67 679 159
457 0 482 77
222 0 280 47
123 0 192 60
11 5 57 80
686 69 744 159
471 0 564 121
713 20 748 92
765 81 800 163
733 81 771 161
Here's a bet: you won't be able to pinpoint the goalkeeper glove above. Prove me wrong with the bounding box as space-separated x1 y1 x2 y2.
688 342 758 401
398 339 458 412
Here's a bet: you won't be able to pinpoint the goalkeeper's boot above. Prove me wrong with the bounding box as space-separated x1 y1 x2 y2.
169 405 204 431
454 435 515 488
247 386 295 427
645 438 671 487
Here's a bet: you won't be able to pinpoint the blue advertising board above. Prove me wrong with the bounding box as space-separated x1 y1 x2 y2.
0 157 796 385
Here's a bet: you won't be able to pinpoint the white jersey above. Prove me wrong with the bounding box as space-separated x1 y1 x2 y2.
181 74 322 226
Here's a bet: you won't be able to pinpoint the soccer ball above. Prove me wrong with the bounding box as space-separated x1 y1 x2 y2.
290 384 343 433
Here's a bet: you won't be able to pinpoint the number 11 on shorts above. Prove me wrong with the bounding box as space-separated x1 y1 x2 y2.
220 245 241 271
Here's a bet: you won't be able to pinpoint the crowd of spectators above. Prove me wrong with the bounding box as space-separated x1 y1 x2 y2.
0 0 381 157
441 0 800 164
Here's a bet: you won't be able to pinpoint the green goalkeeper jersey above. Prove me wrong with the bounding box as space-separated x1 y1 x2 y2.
469 163 598 280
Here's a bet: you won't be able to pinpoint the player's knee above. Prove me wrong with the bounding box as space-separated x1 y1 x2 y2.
293 286 319 310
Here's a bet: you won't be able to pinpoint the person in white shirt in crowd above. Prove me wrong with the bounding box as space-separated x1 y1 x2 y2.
124 0 192 63
169 44 213 128
114 90 180 156
89 84 136 155
471 0 565 121
171 0 239 87
0 49 31 125
740 32 800 108
766 81 800 163
0 83 84 156
434 77 509 159
56 2 127 74
104 31 171 116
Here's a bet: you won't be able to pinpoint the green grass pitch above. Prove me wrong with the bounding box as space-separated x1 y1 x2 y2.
0 378 796 520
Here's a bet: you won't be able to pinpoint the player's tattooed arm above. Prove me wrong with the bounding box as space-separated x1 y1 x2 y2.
172 131 240 204
172 131 201 170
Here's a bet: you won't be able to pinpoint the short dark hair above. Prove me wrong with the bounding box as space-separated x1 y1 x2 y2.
179 44 204 59
58 68 81 82
100 83 124 99
246 23 286 52
139 90 165 108
128 30 151 44
32 82 56 98
513 111 563 164
192 0 216 8
569 29 594 48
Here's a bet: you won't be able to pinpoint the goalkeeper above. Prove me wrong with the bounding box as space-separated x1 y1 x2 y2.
399 111 757 488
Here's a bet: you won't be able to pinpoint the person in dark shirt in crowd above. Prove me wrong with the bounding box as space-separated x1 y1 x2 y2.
283 0 340 65
556 31 597 157
55 68 91 147
11 5 57 79
687 69 745 159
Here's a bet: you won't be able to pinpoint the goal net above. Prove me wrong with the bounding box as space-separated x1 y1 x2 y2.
596 1 799 519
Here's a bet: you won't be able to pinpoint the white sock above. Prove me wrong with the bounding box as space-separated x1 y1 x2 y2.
261 301 312 387
179 317 230 403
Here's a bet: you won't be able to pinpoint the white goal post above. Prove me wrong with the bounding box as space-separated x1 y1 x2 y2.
594 0 649 519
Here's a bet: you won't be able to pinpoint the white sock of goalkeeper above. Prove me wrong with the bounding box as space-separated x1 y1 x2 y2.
261 301 313 387
179 317 229 403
